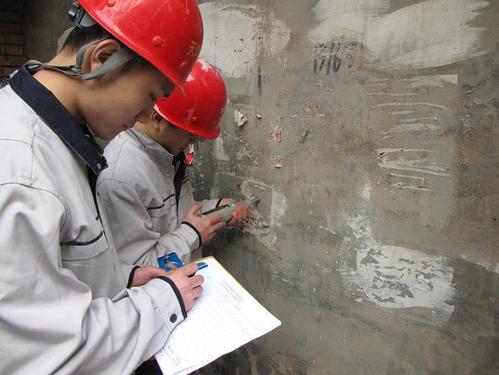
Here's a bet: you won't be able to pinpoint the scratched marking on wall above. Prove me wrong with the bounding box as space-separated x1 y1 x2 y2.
340 184 456 325
312 38 359 75
308 0 489 71
199 3 290 78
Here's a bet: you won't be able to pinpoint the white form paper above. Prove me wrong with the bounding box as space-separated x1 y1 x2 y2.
155 256 281 375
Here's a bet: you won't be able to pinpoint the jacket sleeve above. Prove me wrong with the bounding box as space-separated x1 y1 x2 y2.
97 178 201 267
0 184 185 375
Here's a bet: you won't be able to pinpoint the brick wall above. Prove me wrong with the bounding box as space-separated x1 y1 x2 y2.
0 0 26 80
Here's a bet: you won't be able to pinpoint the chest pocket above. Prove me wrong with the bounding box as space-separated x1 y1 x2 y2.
60 231 108 260
148 194 176 233
60 231 123 298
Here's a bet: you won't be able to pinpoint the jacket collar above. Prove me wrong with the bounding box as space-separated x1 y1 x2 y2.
127 127 176 167
8 65 107 175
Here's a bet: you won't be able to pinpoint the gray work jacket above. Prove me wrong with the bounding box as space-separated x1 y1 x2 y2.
0 67 185 374
96 128 219 267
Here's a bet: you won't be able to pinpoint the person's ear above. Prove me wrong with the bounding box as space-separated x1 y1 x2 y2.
149 111 164 131
86 39 121 73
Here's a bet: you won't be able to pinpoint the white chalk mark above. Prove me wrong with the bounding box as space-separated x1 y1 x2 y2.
368 92 420 97
379 159 450 177
367 83 388 87
399 117 439 123
387 172 426 181
376 149 451 176
391 183 431 192
377 148 437 154
399 74 459 87
383 123 440 134
390 111 416 116
370 102 449 111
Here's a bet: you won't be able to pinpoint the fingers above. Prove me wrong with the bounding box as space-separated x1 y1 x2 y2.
212 221 226 231
189 274 204 287
193 285 203 299
207 214 225 225
182 262 199 276
186 203 203 216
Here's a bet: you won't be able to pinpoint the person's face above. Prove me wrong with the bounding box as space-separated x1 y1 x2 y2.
157 120 198 156
81 64 173 140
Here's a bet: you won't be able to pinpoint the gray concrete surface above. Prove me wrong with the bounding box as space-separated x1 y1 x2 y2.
23 0 499 373
23 0 71 62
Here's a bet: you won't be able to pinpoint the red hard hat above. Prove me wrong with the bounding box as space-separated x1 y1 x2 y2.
154 59 227 140
77 0 203 88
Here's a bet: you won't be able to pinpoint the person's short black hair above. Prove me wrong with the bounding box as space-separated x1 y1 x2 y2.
60 24 150 72
60 24 110 53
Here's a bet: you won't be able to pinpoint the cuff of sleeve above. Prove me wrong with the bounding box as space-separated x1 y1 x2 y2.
180 221 202 248
142 278 186 331
127 266 140 288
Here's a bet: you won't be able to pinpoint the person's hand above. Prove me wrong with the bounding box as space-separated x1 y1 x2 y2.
219 198 251 226
166 262 204 311
131 265 169 287
183 203 225 245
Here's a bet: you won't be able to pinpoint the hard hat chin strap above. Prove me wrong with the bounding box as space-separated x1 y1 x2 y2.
24 45 136 80
22 2 136 80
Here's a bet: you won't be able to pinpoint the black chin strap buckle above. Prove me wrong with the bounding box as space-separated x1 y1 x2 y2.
68 1 96 28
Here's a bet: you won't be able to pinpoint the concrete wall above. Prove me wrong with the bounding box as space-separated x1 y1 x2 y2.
193 0 499 373
0 0 27 79
23 1 498 373
23 0 71 62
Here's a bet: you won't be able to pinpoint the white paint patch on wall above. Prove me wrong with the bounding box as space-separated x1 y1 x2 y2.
345 244 456 313
270 189 287 228
214 136 230 161
199 3 290 78
342 215 456 323
308 0 390 42
340 183 456 324
240 179 287 252
366 0 489 70
309 0 489 71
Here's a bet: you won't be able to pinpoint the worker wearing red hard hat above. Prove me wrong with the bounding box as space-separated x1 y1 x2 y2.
0 1 206 373
97 59 250 272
